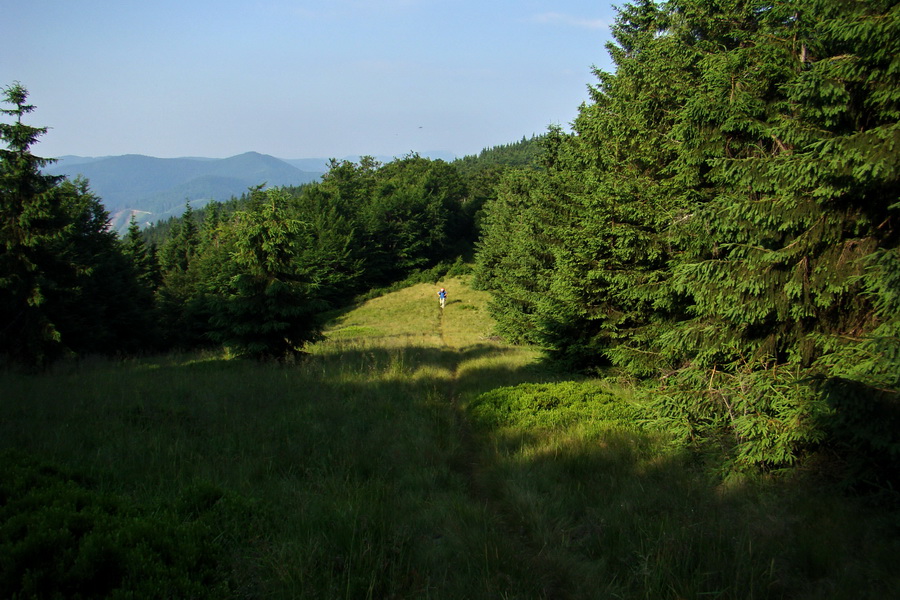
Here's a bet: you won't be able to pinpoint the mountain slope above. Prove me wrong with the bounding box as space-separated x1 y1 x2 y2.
45 152 326 227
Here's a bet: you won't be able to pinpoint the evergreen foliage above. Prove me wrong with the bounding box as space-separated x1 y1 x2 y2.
454 135 546 242
156 201 210 349
0 84 151 364
452 135 545 177
206 188 327 359
122 215 161 292
314 154 471 286
44 178 157 355
472 134 570 347
658 0 900 472
473 0 900 477
0 83 69 364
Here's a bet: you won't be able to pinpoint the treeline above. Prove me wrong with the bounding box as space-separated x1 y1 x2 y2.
149 155 476 355
453 136 545 176
474 0 899 480
0 81 538 365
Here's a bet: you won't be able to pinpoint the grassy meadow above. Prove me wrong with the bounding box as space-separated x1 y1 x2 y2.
2 276 897 598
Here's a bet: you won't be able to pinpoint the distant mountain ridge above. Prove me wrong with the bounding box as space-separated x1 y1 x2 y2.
45 152 328 232
45 150 458 233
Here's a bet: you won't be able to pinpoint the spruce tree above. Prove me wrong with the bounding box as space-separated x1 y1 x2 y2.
208 188 326 359
45 179 158 354
655 0 900 469
540 0 700 373
360 156 465 279
0 83 70 364
156 201 209 348
474 1 701 371
472 131 569 346
289 185 363 304
474 0 899 472
1 84 158 362
122 215 161 292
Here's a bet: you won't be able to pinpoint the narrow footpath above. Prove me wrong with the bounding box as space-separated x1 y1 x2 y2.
437 301 573 599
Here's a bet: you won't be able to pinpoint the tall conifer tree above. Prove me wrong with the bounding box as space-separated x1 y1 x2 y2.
474 0 899 472
0 83 71 364
208 188 326 359
655 0 900 468
1 84 157 362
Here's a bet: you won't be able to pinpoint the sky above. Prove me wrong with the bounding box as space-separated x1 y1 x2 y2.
3 0 619 160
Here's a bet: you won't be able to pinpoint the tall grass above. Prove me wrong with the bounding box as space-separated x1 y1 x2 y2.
466 380 899 598
2 275 897 598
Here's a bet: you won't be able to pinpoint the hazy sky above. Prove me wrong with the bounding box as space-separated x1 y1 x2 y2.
3 0 618 160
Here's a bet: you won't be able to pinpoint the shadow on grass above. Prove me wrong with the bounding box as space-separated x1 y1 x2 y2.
3 346 899 599
467 420 900 599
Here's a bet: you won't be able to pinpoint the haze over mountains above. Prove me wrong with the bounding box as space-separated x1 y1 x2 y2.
44 150 456 233
44 152 323 232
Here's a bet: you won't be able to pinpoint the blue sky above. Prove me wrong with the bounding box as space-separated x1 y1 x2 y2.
3 1 619 160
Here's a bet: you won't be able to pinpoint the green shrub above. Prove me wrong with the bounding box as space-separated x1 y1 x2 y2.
445 256 472 277
650 365 832 474
0 451 236 599
469 381 644 432
355 258 473 302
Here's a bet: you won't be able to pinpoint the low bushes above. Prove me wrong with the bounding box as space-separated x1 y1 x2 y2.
470 380 645 432
0 451 245 599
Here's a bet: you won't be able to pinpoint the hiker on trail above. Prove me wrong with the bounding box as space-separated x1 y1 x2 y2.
438 287 447 309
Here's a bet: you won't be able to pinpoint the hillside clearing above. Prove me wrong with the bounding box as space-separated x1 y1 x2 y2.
1 276 897 598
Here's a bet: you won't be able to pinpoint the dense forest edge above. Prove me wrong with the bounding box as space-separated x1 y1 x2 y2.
2 0 899 597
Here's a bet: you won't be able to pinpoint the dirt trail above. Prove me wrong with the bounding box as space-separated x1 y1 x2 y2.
436 304 572 599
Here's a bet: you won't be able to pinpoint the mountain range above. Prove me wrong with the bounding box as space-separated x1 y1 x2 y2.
45 150 459 233
44 152 333 232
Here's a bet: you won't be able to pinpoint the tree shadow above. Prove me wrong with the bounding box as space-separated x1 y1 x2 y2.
8 345 898 599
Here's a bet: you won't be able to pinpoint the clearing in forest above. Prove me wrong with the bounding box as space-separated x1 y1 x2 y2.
1 275 896 599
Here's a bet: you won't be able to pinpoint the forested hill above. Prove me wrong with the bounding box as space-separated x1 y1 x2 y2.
45 152 326 231
44 147 513 236
143 138 547 249
453 135 545 176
